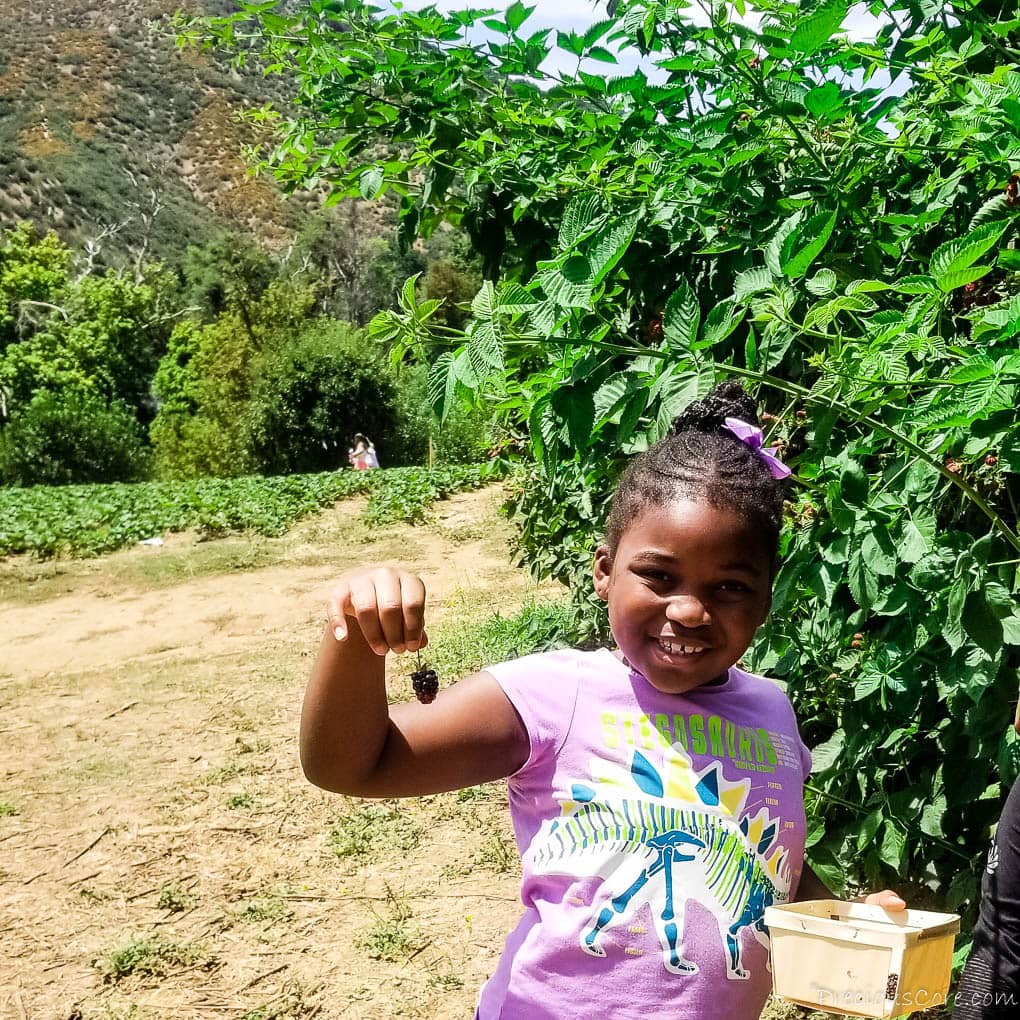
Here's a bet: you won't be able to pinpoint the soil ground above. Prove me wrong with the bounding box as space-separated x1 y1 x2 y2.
0 484 871 1020
1 487 537 1020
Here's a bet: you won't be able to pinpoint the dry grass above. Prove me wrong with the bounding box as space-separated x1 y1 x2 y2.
0 487 539 1018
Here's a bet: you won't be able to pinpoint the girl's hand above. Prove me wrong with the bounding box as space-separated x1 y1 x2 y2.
325 566 428 656
862 889 907 911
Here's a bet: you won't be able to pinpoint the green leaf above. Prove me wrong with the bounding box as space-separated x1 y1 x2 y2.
765 214 801 278
944 577 968 653
553 385 596 450
504 1 533 32
936 265 992 293
780 208 838 280
734 267 775 303
359 165 384 200
790 0 848 56
587 212 640 285
848 547 878 610
806 268 837 296
1002 610 1020 646
857 808 883 851
899 516 934 564
558 193 605 250
949 354 996 383
854 668 884 700
427 351 457 420
663 278 700 355
861 528 897 576
892 275 937 294
805 81 844 117
879 820 907 871
810 729 844 773
698 299 743 348
839 460 869 507
920 795 946 838
585 45 617 63
930 221 1008 281
654 370 702 439
963 590 1004 656
744 326 758 371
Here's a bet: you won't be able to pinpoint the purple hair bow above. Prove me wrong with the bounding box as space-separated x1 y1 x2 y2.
722 417 792 479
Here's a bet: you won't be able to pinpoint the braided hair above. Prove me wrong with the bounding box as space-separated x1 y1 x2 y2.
603 380 787 561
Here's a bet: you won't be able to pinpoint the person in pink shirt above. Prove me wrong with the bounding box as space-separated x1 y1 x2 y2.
302 380 903 1019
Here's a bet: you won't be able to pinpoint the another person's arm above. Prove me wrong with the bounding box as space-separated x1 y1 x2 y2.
300 566 529 798
954 776 1020 1019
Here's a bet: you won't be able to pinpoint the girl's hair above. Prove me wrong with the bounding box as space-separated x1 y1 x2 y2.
353 433 369 445
603 380 787 559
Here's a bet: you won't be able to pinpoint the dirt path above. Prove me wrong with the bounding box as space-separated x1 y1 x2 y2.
0 487 544 1020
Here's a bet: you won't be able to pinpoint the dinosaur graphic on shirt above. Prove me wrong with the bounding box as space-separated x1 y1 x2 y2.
529 745 794 979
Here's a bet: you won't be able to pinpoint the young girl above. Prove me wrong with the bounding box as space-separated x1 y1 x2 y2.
348 433 379 470
303 380 904 1019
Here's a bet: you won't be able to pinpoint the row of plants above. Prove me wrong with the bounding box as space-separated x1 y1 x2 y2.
0 464 498 558
191 0 1020 940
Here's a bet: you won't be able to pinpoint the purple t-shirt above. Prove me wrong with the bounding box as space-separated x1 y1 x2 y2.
477 648 810 1020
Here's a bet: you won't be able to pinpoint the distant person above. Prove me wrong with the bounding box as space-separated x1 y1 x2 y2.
348 433 379 471
953 758 1020 1017
303 380 904 1020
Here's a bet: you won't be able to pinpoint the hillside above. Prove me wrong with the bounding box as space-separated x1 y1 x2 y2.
0 0 338 267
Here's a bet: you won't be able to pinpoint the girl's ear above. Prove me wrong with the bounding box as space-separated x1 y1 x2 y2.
593 544 613 601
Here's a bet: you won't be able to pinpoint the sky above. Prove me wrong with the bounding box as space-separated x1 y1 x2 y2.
386 1 900 91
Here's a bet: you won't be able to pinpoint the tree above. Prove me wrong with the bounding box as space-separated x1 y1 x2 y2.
193 0 1020 923
246 319 410 475
0 222 71 356
0 388 150 486
1 270 171 414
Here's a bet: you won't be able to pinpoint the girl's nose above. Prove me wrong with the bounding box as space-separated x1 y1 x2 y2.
666 595 711 628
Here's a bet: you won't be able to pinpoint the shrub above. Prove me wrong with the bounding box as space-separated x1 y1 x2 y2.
390 362 494 465
246 320 425 475
0 389 150 486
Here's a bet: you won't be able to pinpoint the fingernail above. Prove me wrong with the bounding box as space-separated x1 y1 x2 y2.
333 626 345 641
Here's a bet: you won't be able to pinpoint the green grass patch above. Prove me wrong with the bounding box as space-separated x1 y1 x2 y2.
425 597 571 679
354 887 423 962
157 882 198 913
92 936 206 982
226 792 256 810
328 803 423 862
233 894 290 923
0 802 19 817
0 464 498 558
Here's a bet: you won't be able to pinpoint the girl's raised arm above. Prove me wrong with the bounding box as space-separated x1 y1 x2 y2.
300 566 529 798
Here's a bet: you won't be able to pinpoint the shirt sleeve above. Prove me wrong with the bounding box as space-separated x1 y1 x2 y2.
484 649 581 776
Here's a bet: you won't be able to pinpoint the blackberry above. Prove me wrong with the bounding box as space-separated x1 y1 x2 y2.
411 666 439 704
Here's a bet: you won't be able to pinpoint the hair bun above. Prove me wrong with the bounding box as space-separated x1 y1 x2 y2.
669 380 759 435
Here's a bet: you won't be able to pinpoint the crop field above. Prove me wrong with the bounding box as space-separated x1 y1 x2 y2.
0 465 496 558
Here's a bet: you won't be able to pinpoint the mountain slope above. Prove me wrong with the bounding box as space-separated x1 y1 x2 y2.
0 0 322 266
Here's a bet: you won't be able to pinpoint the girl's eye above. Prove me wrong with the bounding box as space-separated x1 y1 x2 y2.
639 570 672 584
718 581 751 594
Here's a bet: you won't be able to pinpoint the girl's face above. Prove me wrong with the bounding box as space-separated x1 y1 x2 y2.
593 499 773 695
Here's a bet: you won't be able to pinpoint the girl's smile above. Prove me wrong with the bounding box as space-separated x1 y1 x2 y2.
593 500 773 695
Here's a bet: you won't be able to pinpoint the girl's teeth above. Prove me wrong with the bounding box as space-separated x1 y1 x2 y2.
661 640 705 656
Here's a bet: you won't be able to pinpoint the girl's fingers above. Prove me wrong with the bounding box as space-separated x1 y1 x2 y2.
326 580 353 642
371 570 412 653
348 573 393 655
400 573 427 651
325 568 428 656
